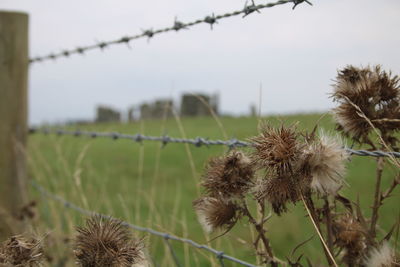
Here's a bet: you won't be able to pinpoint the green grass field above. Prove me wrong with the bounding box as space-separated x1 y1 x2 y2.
28 113 399 266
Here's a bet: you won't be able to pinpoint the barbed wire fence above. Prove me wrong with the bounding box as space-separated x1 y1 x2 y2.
29 128 400 158
31 181 259 267
6 1 318 265
28 0 311 64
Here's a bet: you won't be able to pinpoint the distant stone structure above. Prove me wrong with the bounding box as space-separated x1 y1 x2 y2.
180 94 218 117
140 99 174 120
95 105 121 123
250 104 257 117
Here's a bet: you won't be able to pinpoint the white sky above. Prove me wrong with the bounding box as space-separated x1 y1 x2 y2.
2 0 400 124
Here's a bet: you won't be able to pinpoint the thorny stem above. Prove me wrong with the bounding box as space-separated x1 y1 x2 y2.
241 202 278 267
370 157 385 238
323 197 334 253
381 173 400 200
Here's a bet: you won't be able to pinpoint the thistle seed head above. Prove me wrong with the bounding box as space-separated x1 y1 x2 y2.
365 242 398 267
0 235 44 266
302 132 349 195
332 65 400 143
193 196 238 233
250 124 302 175
74 215 146 267
202 151 255 197
333 214 366 265
254 175 300 215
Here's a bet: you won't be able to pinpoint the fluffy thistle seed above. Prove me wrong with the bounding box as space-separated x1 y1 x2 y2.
250 124 301 174
365 242 398 267
302 132 349 195
202 151 255 197
0 235 44 266
193 196 238 233
332 65 400 143
74 215 146 267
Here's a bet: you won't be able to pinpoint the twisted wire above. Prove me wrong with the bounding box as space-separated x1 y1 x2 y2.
29 128 400 158
29 0 312 64
31 181 259 267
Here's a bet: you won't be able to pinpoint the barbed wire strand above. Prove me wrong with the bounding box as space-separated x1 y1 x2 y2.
31 181 259 267
29 128 400 158
29 0 312 64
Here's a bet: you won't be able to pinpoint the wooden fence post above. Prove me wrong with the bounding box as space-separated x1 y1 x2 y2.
0 11 29 241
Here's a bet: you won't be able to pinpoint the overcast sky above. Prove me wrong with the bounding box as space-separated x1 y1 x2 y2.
2 0 400 124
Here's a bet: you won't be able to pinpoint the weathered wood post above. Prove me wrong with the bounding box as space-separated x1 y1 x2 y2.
0 11 29 240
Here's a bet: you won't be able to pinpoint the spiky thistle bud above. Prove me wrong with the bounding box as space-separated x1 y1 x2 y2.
254 174 301 215
193 196 239 233
365 242 398 267
0 235 44 266
333 214 366 265
302 132 349 195
331 65 400 144
250 124 302 175
201 151 255 197
74 216 146 267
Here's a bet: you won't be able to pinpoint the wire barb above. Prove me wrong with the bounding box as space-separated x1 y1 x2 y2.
28 128 400 158
31 181 260 267
28 0 312 64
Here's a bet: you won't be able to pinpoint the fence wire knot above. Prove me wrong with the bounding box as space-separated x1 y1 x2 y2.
162 135 171 146
216 251 225 259
133 133 143 143
292 0 313 9
76 47 85 54
194 137 205 147
163 233 171 240
98 42 108 50
112 132 119 140
243 0 261 18
143 29 154 39
173 18 186 31
204 14 217 29
118 36 131 44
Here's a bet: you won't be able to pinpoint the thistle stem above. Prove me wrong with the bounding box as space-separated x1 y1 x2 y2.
370 157 384 238
323 197 334 252
242 202 277 267
381 173 399 200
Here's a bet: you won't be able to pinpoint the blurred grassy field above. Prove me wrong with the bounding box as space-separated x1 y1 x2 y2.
27 113 399 266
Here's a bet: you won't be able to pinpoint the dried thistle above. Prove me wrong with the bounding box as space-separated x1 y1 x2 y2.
302 132 349 195
193 196 239 233
254 175 300 215
201 151 255 197
0 235 44 266
332 65 400 145
250 124 302 175
333 214 366 265
74 215 146 267
365 242 398 267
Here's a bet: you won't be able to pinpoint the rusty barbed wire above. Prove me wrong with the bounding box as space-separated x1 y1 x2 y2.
29 0 312 64
29 128 400 158
31 181 260 267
